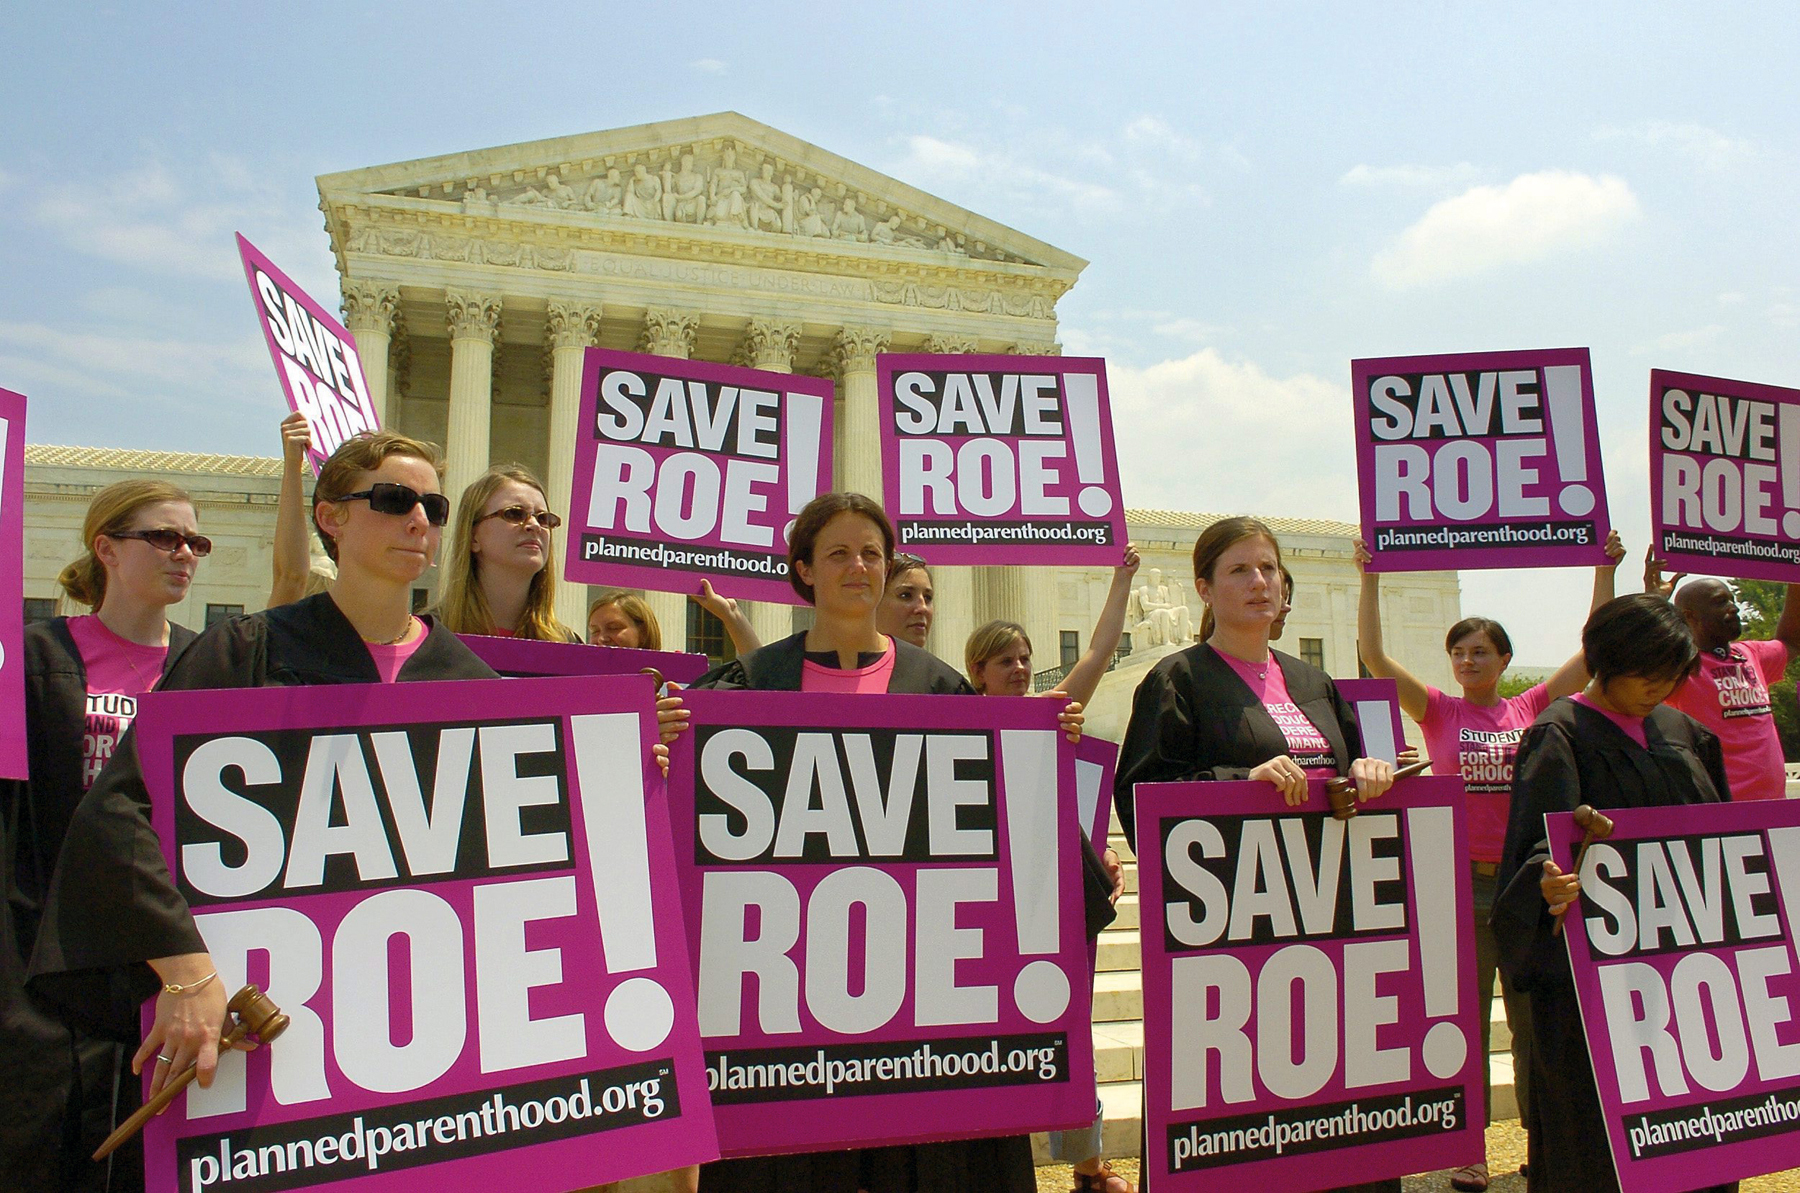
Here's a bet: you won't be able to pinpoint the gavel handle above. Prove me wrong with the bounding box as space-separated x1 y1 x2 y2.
93 1021 251 1160
1550 829 1601 939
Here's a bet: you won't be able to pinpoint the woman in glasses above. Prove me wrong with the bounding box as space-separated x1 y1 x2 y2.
436 465 578 641
3 480 205 1189
24 432 497 1183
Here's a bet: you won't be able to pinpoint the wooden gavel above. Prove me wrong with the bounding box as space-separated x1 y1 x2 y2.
1551 804 1616 937
93 985 289 1160
1324 758 1432 820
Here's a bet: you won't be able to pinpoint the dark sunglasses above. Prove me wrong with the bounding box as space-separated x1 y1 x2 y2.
108 528 213 557
475 505 562 530
336 483 451 526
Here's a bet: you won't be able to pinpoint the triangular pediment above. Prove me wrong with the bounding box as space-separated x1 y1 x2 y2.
316 112 1084 273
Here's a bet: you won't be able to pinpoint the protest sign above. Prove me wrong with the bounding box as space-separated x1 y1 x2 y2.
237 235 380 474
1353 348 1610 572
0 388 24 779
1335 678 1407 765
1552 799 1800 1192
136 674 716 1192
877 354 1126 565
564 349 833 604
1137 776 1483 1190
667 690 1095 1155
1076 735 1118 847
456 633 709 685
1650 369 1800 584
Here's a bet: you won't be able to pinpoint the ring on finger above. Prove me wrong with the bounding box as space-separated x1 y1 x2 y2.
156 1054 174 1065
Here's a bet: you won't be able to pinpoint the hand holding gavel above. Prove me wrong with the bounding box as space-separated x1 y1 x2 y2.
1549 804 1615 936
1324 758 1431 820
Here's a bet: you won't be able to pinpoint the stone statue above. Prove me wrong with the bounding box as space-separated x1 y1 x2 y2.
708 147 750 228
584 168 625 215
831 196 870 242
623 163 664 220
796 186 830 237
1129 568 1194 648
870 214 903 245
747 162 788 233
664 153 707 223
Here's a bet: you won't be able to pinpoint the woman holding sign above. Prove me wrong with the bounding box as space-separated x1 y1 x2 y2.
1354 529 1626 1190
435 465 579 641
1495 594 1730 1193
3 480 205 1190
24 432 498 1179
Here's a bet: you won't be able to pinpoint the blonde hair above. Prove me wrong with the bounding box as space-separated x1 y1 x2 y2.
312 430 446 562
965 620 1030 692
435 465 574 641
57 479 195 610
588 591 662 651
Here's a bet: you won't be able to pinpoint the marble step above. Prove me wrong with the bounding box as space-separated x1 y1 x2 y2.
1092 969 1142 1023
1095 931 1140 973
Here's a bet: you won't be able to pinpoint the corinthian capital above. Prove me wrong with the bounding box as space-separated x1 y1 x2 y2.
445 289 502 343
1006 339 1061 357
546 301 604 351
828 326 891 376
639 308 700 357
923 334 981 355
341 281 400 335
740 318 802 371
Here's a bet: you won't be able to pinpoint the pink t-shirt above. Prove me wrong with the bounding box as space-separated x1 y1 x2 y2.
1666 639 1791 802
1420 683 1553 863
1572 691 1649 748
67 615 168 791
366 629 426 684
801 647 897 695
1217 651 1336 776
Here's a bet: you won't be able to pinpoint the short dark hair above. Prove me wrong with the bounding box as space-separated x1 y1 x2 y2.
1582 593 1700 684
1445 617 1513 657
787 492 895 603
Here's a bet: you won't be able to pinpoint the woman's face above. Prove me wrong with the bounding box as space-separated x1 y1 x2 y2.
588 603 643 649
98 499 201 609
1448 630 1511 691
471 479 551 579
1599 672 1685 719
974 636 1032 696
1196 536 1282 635
322 455 441 585
796 513 887 621
878 565 934 647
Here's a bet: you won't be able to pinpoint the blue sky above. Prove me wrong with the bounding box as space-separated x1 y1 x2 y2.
3 2 1795 662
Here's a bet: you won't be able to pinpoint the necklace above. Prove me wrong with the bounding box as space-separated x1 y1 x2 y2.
370 616 416 646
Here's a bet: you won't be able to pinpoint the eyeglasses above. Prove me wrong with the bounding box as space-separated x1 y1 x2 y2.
335 483 451 526
107 529 213 557
474 505 563 530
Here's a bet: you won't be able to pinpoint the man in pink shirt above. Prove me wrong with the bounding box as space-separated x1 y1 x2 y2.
1665 578 1799 801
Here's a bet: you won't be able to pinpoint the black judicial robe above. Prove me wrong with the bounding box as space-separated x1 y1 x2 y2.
3 618 195 1192
692 632 1039 1193
1494 698 1735 1193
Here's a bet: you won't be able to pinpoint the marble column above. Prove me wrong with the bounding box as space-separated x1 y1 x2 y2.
923 333 981 356
444 288 502 514
636 309 701 652
739 318 804 648
341 281 400 428
546 300 604 636
1006 339 1062 357
980 563 1057 687
829 326 889 501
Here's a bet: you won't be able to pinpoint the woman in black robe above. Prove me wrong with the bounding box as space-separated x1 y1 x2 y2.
1494 593 1734 1193
25 432 496 1184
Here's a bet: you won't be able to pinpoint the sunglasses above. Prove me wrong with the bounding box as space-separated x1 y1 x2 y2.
336 483 451 526
475 505 563 530
108 528 213 557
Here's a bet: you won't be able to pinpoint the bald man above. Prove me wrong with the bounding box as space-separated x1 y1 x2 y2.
1665 578 1800 801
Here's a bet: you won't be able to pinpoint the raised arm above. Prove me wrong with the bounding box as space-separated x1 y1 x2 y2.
1058 543 1141 706
1354 540 1430 722
1775 584 1800 657
267 413 313 609
1545 529 1628 698
690 579 763 657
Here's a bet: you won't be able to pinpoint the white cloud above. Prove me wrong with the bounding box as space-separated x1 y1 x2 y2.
888 133 1121 214
1339 162 1479 189
1150 317 1228 342
1594 121 1754 168
1630 324 1725 355
1124 115 1204 163
1717 290 1746 305
1108 349 1354 521
1370 170 1638 288
0 321 266 406
689 57 727 74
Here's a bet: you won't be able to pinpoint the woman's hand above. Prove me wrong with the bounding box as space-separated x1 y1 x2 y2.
279 411 312 469
1353 539 1373 572
1397 745 1421 767
136 956 231 1098
1601 528 1626 568
1349 756 1394 803
1102 847 1125 906
1117 542 1141 579
655 693 690 744
1642 546 1684 599
689 579 739 621
1249 755 1309 806
1541 858 1580 918
1045 690 1084 743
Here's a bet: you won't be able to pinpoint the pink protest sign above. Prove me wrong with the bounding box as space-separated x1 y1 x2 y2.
1136 775 1483 1190
0 388 24 779
565 349 833 604
1076 735 1118 846
667 689 1095 1156
1335 677 1407 764
135 674 717 1192
237 235 380 475
1650 369 1800 584
456 633 709 685
1353 348 1611 572
877 355 1126 565
1551 799 1800 1192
